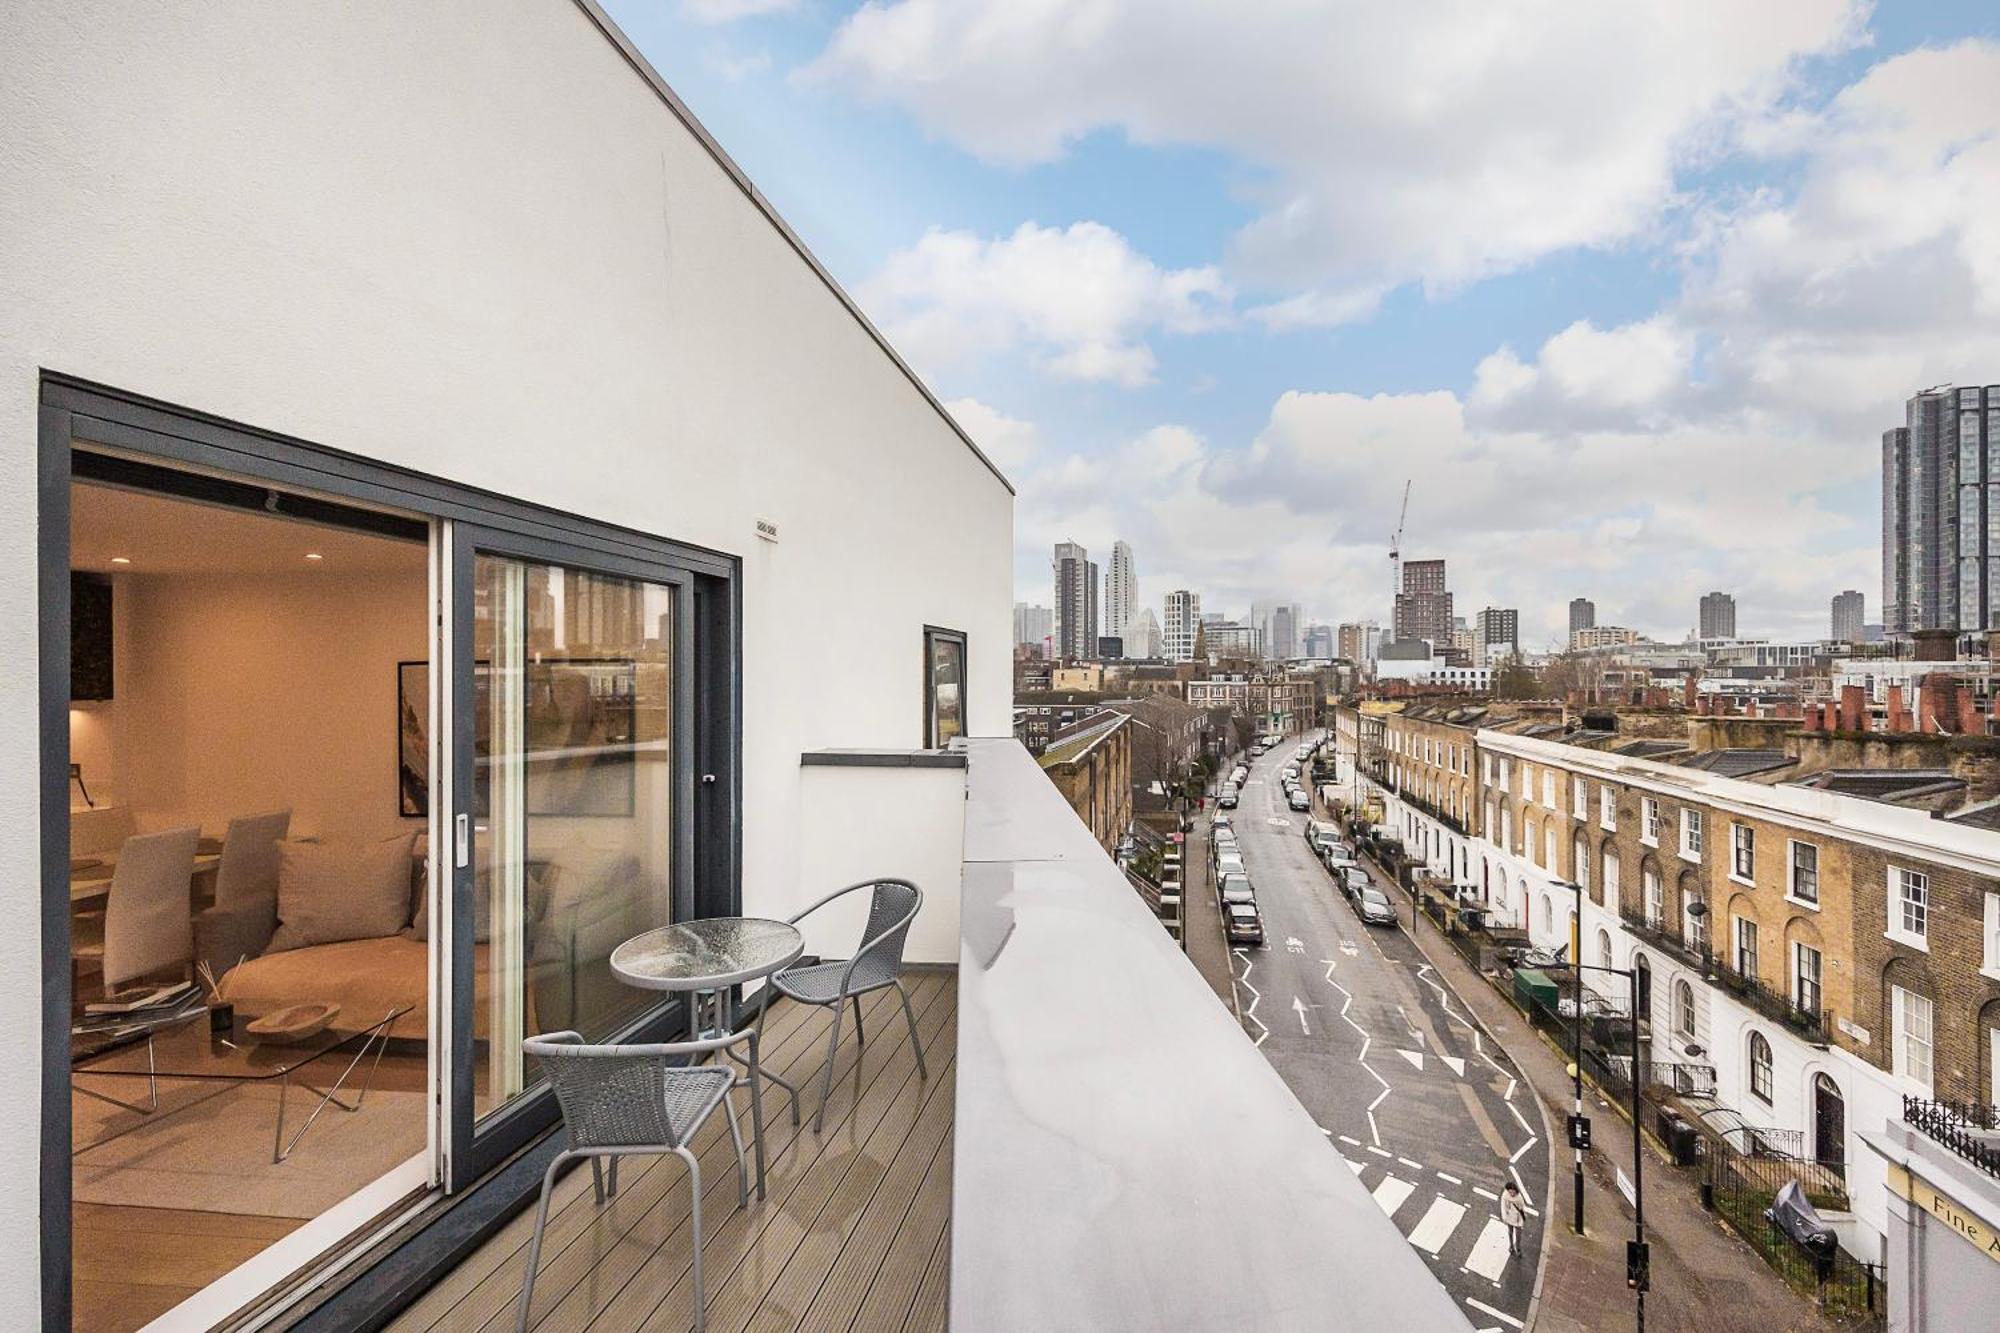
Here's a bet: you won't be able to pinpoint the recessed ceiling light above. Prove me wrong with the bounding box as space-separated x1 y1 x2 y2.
110 556 131 565
304 552 324 561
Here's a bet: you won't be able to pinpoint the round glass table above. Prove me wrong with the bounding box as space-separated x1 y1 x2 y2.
610 917 806 1190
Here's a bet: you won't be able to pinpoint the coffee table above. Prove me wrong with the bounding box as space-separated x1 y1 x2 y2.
73 1003 411 1162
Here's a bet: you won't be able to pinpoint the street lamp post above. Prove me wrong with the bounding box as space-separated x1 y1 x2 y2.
1562 878 1586 1237
1559 940 1651 1332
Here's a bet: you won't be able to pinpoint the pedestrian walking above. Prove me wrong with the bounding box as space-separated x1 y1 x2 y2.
1499 1180 1526 1257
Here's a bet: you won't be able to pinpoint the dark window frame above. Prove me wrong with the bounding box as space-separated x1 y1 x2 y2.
922 624 968 749
37 374 743 1325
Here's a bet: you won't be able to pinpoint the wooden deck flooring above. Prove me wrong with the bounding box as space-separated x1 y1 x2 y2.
390 970 956 1333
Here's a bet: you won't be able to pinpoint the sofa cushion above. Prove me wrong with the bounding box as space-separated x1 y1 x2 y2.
269 833 416 953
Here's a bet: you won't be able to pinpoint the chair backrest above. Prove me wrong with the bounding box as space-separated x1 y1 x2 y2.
524 1034 704 1150
214 809 292 907
103 826 200 988
850 879 921 990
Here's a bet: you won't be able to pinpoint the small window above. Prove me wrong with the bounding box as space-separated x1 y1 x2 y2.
1889 867 1929 944
1893 986 1934 1090
1641 797 1660 846
1600 785 1616 831
1597 927 1613 969
1985 894 2000 976
1790 841 1820 905
1675 980 1696 1040
1603 847 1621 909
1684 890 1708 953
1572 775 1587 818
1643 864 1663 925
1732 824 1755 881
1748 1031 1774 1103
1544 823 1557 870
1525 816 1538 865
1574 832 1590 897
1542 770 1556 808
923 626 967 748
1793 942 1822 1014
1680 809 1704 860
1734 916 1759 979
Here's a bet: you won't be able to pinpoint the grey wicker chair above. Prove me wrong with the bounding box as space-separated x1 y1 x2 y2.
515 1030 755 1333
765 878 927 1132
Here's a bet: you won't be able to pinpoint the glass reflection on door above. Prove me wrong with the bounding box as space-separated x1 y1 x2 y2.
472 555 675 1119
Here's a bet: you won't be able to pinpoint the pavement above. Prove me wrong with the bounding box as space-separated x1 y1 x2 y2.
1376 822 1840 1333
1213 738 1546 1331
1180 811 1238 1017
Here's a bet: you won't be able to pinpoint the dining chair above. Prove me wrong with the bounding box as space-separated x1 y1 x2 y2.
74 826 200 993
765 878 926 1133
515 1030 755 1333
212 809 292 908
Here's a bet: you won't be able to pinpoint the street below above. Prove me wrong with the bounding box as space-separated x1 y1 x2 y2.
1220 738 1548 1332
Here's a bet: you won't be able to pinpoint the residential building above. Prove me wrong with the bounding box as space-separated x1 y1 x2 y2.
1883 384 2000 634
1354 702 1482 890
1163 590 1201 662
1013 601 1053 655
1185 672 1318 732
1699 590 1738 640
1105 540 1136 653
5 4 1022 1323
1126 606 1162 659
1036 713 1133 853
1052 664 1107 693
1203 621 1263 661
1572 625 1642 650
1570 597 1596 637
1393 559 1452 647
1053 540 1099 661
1303 622 1335 660
1105 695 1208 816
1474 606 1519 666
1832 589 1866 643
1338 620 1381 664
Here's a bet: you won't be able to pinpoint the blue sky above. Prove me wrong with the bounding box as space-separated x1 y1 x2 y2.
606 0 2000 647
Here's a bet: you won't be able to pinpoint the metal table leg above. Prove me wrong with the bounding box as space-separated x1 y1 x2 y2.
73 1034 161 1116
270 1014 399 1164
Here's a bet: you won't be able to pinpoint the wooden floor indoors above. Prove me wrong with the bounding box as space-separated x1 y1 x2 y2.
391 968 957 1333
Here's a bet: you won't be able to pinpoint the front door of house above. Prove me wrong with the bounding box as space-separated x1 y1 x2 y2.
1813 1073 1846 1171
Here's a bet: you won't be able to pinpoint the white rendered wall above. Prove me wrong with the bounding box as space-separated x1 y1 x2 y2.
0 1 1013 1313
796 764 967 967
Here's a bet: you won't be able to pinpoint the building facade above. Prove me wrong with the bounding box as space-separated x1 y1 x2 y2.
1053 540 1099 661
2 4 1015 1323
1338 620 1381 665
1105 539 1136 653
1832 589 1866 643
1570 598 1596 637
1013 601 1053 655
1572 625 1642 650
1700 591 1738 640
1163 590 1201 663
1185 673 1318 732
1303 623 1335 660
1883 384 2000 634
1127 606 1162 659
1474 606 1520 666
1393 559 1452 647
1037 714 1133 854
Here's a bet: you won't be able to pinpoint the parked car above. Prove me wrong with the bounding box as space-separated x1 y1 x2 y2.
1226 902 1266 946
1211 812 1233 834
1355 886 1398 926
1218 784 1239 810
1288 789 1311 812
1231 765 1249 784
1214 849 1247 880
1340 865 1371 901
1218 871 1255 906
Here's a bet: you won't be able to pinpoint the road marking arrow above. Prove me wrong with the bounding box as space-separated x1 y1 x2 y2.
1292 995 1313 1035
1441 1054 1467 1077
1397 1048 1425 1071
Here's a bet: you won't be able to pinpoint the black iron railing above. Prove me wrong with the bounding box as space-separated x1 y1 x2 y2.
1711 959 1829 1044
1620 911 1709 971
1904 1096 2000 1180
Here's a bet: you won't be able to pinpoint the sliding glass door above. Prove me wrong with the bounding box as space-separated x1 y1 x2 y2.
446 525 701 1186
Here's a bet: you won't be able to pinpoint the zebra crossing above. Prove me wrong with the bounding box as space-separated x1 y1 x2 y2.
1342 1151 1519 1289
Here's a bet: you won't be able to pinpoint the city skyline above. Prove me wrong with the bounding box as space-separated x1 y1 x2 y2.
598 1 1998 648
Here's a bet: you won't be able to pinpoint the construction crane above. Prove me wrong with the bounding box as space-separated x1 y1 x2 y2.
1388 478 1412 609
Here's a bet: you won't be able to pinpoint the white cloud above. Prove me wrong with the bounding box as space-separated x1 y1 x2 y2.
1470 317 1698 431
1006 385 1870 646
681 0 798 24
943 396 1039 473
811 0 1864 316
858 221 1231 387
